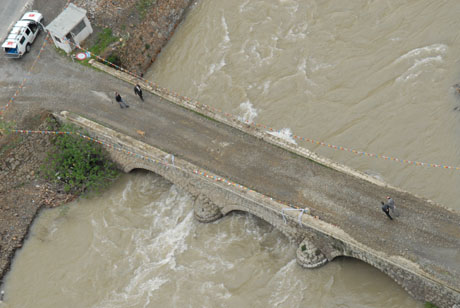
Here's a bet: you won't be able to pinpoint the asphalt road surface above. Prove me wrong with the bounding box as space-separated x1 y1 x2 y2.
0 0 32 41
0 0 459 299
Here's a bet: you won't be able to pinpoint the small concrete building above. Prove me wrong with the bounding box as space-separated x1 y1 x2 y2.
46 3 93 53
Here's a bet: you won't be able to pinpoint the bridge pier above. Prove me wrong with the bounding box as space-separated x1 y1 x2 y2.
296 236 328 268
55 111 460 308
193 193 223 223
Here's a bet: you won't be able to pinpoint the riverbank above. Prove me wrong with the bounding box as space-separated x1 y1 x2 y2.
72 0 194 75
0 0 192 286
0 110 77 287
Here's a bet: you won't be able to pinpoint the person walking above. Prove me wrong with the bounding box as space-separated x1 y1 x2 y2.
115 92 129 108
381 202 393 220
381 196 395 220
386 196 395 213
134 84 143 101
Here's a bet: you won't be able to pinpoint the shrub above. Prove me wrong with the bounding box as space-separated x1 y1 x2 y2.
107 53 122 67
42 123 119 194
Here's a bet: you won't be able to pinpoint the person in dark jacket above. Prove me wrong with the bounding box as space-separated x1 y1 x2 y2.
381 203 393 220
115 92 129 108
386 196 395 213
381 196 395 220
134 84 143 101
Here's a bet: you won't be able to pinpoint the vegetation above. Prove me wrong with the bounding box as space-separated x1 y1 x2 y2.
0 119 19 157
425 303 439 308
137 0 157 19
89 28 119 56
42 122 119 194
107 53 122 68
0 119 14 136
66 28 119 68
0 135 23 157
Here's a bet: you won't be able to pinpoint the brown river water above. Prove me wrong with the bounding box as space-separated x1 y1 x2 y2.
2 0 460 307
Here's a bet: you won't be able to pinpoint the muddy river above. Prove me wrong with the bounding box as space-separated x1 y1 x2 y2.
3 0 460 307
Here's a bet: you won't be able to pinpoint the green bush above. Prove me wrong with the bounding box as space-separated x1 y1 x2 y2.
107 53 122 67
42 123 119 194
425 303 439 308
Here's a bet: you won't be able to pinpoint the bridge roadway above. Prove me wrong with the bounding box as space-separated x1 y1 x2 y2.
1 33 459 306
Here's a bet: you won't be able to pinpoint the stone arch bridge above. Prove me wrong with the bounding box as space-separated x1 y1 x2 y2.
55 109 460 308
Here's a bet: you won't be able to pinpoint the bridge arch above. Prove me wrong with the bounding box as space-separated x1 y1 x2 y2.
221 208 298 243
59 109 459 307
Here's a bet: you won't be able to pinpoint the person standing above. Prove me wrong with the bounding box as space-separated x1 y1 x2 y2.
115 92 129 109
134 84 143 101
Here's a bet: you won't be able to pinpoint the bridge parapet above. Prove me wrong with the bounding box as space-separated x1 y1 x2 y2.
54 111 460 308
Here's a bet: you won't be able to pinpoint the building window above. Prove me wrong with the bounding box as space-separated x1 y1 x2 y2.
71 20 86 36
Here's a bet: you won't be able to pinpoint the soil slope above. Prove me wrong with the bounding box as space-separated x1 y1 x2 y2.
73 0 193 75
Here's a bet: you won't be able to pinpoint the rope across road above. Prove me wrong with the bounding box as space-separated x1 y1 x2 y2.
0 34 49 115
0 127 318 223
2 21 459 172
59 40 460 172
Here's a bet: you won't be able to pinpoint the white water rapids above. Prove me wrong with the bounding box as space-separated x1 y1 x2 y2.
3 0 460 306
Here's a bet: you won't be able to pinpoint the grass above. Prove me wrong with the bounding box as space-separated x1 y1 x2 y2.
0 119 21 157
88 28 119 56
137 0 157 19
64 28 119 69
425 303 439 308
0 119 15 135
0 135 23 157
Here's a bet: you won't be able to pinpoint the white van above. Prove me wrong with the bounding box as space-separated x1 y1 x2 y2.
2 11 44 58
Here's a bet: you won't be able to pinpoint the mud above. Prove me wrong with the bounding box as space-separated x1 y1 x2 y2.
0 111 77 286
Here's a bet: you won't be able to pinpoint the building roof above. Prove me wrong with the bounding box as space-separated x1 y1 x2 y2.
45 4 87 38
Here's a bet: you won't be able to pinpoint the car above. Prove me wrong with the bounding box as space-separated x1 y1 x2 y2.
2 11 44 58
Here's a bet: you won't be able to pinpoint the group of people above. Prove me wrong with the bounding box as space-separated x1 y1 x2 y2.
114 84 144 109
115 83 399 222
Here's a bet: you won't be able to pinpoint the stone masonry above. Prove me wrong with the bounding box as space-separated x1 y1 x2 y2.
55 110 460 308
